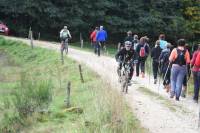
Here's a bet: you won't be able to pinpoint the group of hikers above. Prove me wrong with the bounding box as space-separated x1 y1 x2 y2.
60 25 200 103
115 31 200 102
90 26 108 56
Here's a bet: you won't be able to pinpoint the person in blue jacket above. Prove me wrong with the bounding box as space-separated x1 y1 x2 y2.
96 26 108 55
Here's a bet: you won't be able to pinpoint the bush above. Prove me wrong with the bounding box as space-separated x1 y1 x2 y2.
13 72 53 118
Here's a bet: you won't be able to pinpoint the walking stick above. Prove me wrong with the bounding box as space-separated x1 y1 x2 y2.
163 62 171 84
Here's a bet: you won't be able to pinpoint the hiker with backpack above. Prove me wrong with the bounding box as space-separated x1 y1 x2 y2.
159 43 172 92
136 37 149 78
133 34 139 51
151 40 162 84
190 44 200 103
159 34 168 50
90 27 100 56
181 44 192 98
124 31 134 44
169 39 190 101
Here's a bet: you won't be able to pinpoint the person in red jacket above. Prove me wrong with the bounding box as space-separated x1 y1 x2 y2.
191 44 200 103
90 27 99 56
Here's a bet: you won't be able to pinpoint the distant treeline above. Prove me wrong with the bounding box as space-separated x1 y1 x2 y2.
0 0 199 44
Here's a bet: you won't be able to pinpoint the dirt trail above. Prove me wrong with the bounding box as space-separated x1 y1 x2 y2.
3 36 200 133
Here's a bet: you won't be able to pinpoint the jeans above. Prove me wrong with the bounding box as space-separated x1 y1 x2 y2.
152 60 159 79
136 59 145 76
170 65 187 98
193 71 200 101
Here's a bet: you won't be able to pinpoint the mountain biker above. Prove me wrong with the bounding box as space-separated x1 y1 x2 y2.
115 41 136 84
96 26 107 54
169 39 190 101
151 40 162 84
60 26 72 49
136 37 149 78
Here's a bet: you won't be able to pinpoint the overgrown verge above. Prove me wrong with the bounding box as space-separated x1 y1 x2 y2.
0 37 146 133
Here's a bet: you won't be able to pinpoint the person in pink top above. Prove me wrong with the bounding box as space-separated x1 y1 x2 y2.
169 39 190 101
190 44 200 103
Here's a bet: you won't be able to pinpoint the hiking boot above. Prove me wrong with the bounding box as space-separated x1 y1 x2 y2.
166 85 170 93
141 72 145 78
128 80 131 86
181 86 186 98
154 79 157 84
170 94 174 99
175 97 179 101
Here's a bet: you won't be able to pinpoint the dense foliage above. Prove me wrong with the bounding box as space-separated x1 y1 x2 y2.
0 0 199 43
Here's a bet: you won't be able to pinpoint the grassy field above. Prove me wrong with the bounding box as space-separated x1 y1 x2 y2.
0 37 146 133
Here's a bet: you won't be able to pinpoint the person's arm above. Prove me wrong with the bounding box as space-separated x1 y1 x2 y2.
68 30 72 39
151 48 154 58
185 50 190 64
191 52 197 65
59 29 63 38
169 49 176 63
90 31 95 40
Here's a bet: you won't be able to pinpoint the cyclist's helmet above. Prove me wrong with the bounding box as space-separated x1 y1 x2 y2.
125 41 132 51
64 26 68 29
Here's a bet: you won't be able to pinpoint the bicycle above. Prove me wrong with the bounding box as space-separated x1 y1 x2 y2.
61 38 69 64
118 60 132 93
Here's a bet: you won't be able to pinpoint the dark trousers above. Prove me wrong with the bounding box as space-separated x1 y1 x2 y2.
193 71 200 101
93 42 100 56
136 59 145 76
152 60 159 79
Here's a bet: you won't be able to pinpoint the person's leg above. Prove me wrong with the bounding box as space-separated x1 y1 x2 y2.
97 43 100 56
141 60 145 78
93 42 97 54
136 60 140 76
166 69 171 92
129 65 134 80
170 66 178 98
175 66 186 100
181 75 187 97
193 71 199 101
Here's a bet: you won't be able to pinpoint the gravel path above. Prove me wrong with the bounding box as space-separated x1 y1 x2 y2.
4 36 200 133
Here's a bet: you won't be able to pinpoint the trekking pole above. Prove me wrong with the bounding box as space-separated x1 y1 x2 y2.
163 62 171 84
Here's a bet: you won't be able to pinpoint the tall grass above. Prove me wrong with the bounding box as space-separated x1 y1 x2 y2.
0 36 146 133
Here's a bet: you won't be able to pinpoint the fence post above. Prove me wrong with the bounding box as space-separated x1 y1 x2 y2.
80 33 83 48
66 82 71 108
28 27 33 49
79 64 84 83
38 32 40 40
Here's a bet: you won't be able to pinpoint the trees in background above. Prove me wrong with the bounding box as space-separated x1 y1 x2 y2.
0 0 199 43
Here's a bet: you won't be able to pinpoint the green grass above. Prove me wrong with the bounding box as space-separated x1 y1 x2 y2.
0 37 147 133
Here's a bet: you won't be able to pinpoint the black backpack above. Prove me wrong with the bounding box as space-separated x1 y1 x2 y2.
174 48 186 66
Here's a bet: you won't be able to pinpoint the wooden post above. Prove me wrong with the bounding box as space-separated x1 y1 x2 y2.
30 31 33 49
66 82 71 108
80 33 83 48
38 32 40 40
28 27 34 49
79 64 84 83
